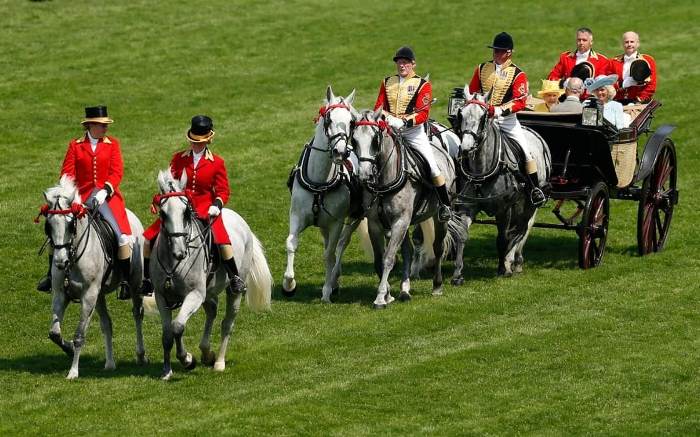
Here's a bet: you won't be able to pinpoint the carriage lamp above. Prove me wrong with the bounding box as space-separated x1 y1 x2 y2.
582 97 603 126
448 96 466 117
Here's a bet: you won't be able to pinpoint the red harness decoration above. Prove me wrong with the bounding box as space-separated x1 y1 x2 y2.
34 203 87 223
150 191 191 214
314 103 349 123
467 99 490 109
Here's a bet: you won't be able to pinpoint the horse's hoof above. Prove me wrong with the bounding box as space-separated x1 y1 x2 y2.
372 303 387 310
161 369 173 381
104 361 116 371
213 361 226 372
201 351 216 367
398 292 411 302
281 285 296 298
136 353 149 366
451 277 464 286
184 355 197 371
66 370 79 380
331 286 339 296
432 288 444 296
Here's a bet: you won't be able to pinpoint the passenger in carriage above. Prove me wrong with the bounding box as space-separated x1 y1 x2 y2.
374 46 452 222
533 80 564 112
468 32 547 206
587 78 629 129
551 78 584 113
609 31 657 104
139 115 245 295
37 106 134 299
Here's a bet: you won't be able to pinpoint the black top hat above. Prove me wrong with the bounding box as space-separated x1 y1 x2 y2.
570 61 594 81
186 115 215 143
82 106 113 124
630 59 652 82
393 46 416 62
488 32 514 50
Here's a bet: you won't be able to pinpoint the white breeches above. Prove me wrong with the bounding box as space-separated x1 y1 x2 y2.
494 114 534 161
401 125 442 178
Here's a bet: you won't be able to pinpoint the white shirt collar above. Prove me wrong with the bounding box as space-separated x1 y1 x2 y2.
575 50 590 64
87 131 99 150
624 52 638 62
192 149 205 167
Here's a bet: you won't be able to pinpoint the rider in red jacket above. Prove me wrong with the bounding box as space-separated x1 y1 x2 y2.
140 115 245 295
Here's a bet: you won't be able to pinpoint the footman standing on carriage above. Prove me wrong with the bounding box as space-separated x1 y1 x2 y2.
468 32 547 206
140 115 245 295
374 46 452 222
37 106 134 299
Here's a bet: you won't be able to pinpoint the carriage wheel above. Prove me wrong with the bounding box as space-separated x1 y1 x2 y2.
637 140 677 255
578 182 609 269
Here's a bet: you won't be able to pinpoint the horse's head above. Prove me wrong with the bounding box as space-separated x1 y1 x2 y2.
320 85 356 165
456 87 491 152
43 175 84 270
156 169 193 260
351 108 387 184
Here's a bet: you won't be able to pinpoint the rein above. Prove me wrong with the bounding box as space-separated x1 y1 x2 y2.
354 119 405 195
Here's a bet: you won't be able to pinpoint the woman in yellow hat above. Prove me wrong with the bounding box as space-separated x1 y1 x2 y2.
534 80 564 112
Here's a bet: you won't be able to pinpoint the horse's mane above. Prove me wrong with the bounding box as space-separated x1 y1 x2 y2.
45 174 81 205
157 168 187 193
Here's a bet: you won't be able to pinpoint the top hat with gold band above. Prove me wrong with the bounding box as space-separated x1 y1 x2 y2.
570 61 594 81
186 115 215 143
81 106 113 125
630 58 652 82
537 79 564 97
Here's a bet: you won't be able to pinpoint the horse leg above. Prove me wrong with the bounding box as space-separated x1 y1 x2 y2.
432 218 448 296
66 288 99 380
214 290 243 372
172 291 205 371
374 219 409 309
49 289 74 357
94 293 115 371
398 233 413 301
321 220 343 303
199 296 218 367
329 219 361 298
513 209 537 274
156 293 174 380
496 212 512 277
367 219 386 279
451 214 472 286
130 294 147 365
282 213 308 297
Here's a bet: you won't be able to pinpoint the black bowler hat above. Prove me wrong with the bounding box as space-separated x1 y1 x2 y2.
393 46 416 62
570 61 595 81
81 106 113 124
630 59 652 82
488 32 514 50
186 115 215 143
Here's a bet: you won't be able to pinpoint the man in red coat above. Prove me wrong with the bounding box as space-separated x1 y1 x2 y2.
37 106 135 299
548 27 611 99
610 31 657 104
374 46 452 222
140 115 245 295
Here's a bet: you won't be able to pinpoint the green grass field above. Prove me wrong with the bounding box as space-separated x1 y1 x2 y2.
1 0 698 434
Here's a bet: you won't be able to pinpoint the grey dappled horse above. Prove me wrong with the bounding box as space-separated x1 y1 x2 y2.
283 86 358 303
348 109 458 308
41 175 146 379
452 89 551 276
151 169 272 380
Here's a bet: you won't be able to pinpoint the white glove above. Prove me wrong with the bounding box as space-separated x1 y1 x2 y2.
622 77 638 89
386 115 405 130
493 107 503 118
208 205 221 217
94 189 108 205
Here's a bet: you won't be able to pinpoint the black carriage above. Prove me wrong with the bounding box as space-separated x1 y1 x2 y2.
448 89 679 269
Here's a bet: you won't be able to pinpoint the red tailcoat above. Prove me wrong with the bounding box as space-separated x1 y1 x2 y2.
547 50 612 81
60 134 132 234
144 148 231 244
609 53 657 103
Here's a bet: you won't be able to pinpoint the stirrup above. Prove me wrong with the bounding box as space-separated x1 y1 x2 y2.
226 275 247 294
530 187 547 207
438 205 452 223
117 281 131 300
138 279 154 297
36 275 52 293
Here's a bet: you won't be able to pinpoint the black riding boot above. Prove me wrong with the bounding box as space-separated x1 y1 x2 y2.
36 255 53 293
223 257 246 294
436 184 453 223
527 172 547 207
117 257 131 300
139 258 153 296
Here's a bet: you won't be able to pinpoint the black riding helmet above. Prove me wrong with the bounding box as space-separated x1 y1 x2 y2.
393 46 415 62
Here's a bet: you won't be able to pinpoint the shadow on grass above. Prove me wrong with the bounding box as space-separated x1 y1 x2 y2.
0 352 166 379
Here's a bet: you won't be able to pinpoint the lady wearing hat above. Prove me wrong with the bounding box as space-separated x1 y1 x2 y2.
36 106 134 299
140 115 245 295
534 80 564 112
586 76 628 129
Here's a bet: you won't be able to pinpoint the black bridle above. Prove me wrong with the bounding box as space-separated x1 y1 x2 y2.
314 103 352 160
456 99 489 147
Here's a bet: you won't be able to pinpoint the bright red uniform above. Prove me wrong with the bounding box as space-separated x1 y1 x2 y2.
468 60 528 114
60 134 132 234
548 50 611 81
609 53 657 103
144 148 231 244
374 74 432 127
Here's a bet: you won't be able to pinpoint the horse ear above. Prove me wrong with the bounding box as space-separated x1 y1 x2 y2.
424 73 430 82
350 107 361 120
326 85 335 104
179 170 188 189
157 170 168 193
345 88 356 106
373 107 383 120
483 90 492 103
463 85 472 101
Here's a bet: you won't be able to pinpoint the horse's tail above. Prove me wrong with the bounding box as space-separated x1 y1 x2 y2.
246 233 272 312
357 218 374 261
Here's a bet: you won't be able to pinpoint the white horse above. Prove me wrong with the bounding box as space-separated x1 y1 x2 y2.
151 169 272 380
41 175 147 380
283 86 359 303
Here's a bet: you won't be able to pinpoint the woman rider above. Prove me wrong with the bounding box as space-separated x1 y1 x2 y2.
139 115 245 295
